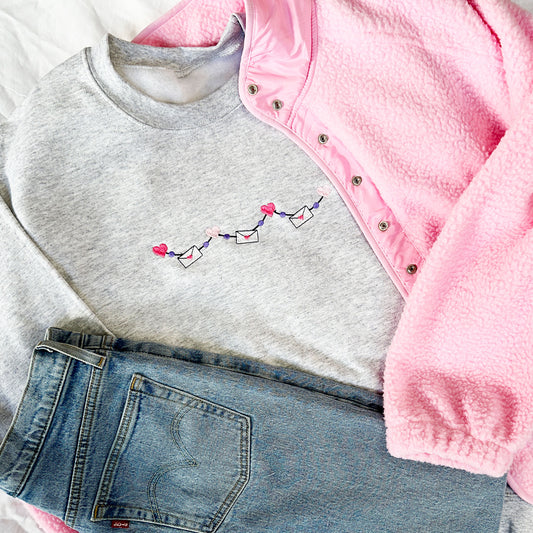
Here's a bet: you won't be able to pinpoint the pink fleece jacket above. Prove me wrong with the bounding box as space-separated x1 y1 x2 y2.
132 0 533 503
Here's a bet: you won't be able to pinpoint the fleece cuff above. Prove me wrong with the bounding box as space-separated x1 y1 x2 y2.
508 444 533 505
386 423 514 478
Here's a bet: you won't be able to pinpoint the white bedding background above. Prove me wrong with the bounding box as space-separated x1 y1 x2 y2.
0 0 179 119
1 0 533 531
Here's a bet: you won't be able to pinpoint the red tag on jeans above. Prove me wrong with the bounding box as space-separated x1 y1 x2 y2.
111 521 129 529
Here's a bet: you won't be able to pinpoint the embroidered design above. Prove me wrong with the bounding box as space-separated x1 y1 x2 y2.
152 185 331 267
205 226 221 238
152 243 168 257
236 230 259 244
260 202 276 217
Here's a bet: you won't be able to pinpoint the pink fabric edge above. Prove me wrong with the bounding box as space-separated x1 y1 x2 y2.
507 473 533 505
131 0 417 300
133 0 194 43
25 503 77 533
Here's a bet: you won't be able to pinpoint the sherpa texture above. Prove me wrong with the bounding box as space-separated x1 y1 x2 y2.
134 0 533 502
381 0 533 493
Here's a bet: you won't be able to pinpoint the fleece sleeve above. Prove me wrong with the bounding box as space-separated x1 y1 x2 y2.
0 116 112 437
383 0 533 497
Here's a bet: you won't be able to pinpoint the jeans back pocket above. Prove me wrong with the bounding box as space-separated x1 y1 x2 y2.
92 374 251 532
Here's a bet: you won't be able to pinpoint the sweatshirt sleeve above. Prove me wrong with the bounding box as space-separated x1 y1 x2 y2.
0 115 112 436
383 0 533 492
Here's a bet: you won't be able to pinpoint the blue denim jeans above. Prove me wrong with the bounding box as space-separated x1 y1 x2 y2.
0 327 506 532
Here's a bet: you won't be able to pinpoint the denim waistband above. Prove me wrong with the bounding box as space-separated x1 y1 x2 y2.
42 327 384 412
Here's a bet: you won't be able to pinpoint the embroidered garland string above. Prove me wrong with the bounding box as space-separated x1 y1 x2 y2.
152 185 331 268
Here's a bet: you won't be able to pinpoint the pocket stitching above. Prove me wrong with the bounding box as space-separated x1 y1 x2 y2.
204 414 250 531
132 377 247 422
93 387 139 516
148 405 198 522
94 375 251 532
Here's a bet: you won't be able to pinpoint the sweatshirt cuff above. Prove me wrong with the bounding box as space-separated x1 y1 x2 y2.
386 423 514 477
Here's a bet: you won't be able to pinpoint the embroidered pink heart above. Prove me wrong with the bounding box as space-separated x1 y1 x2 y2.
186 254 193 259
298 215 304 220
152 243 168 257
205 226 220 238
244 234 251 240
317 185 331 197
261 203 276 217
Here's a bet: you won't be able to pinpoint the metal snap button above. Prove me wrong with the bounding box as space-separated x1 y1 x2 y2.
318 133 329 144
247 84 259 95
378 221 389 231
406 264 418 274
272 99 284 110
352 175 363 186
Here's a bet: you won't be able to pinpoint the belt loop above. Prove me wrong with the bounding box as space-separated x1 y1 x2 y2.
35 340 106 369
99 334 113 351
43 327 55 341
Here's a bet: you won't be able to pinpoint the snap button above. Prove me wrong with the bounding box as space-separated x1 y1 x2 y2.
318 133 329 144
406 264 418 274
352 175 363 186
247 84 259 95
378 221 389 231
272 99 284 110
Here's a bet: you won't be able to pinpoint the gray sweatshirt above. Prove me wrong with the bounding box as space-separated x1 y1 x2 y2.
0 14 405 437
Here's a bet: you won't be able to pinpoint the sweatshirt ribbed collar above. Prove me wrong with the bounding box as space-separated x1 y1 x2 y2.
86 14 245 130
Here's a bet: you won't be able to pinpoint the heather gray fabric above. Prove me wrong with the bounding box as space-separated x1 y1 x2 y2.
0 12 530 530
0 14 404 439
500 485 533 532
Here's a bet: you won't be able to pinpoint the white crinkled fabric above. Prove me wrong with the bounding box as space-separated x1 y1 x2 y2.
0 493 43 533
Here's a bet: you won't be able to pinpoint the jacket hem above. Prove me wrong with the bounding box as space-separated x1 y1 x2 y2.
507 473 533 505
386 423 513 478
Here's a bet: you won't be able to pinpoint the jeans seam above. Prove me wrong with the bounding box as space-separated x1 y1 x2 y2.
106 349 383 413
65 365 103 527
93 388 139 513
205 414 251 532
12 357 72 496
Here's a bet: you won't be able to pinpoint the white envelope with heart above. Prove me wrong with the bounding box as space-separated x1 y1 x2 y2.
290 206 314 228
236 230 259 244
178 245 203 267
